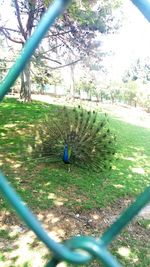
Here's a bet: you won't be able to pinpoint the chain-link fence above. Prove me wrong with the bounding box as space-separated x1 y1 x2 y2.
0 0 150 266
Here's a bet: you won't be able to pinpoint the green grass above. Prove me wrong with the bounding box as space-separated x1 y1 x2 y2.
111 226 150 267
0 98 150 267
137 218 150 229
1 98 150 211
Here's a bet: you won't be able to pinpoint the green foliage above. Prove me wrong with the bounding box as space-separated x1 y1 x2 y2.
45 0 123 38
143 96 150 113
122 57 150 109
123 57 150 84
105 81 124 103
123 81 138 106
66 0 123 33
32 106 116 171
32 68 62 92
75 80 95 99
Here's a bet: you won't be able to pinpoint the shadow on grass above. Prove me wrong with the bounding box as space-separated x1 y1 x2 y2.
0 99 150 267
0 98 150 213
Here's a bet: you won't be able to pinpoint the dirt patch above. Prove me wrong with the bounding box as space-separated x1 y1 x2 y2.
0 197 149 244
1 197 149 238
0 198 149 267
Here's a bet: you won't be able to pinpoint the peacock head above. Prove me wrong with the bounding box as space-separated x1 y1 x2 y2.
64 144 68 149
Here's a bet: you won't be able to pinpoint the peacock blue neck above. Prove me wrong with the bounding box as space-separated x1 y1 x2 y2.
63 144 70 164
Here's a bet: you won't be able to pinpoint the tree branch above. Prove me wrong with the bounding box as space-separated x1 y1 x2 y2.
0 27 23 44
49 59 81 70
0 26 20 33
57 35 75 55
14 0 27 40
36 45 61 55
46 30 72 38
40 55 62 65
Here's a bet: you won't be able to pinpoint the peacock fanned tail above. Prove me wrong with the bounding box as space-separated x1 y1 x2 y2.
32 106 116 171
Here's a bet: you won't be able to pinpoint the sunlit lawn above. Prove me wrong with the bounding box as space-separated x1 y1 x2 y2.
0 98 150 267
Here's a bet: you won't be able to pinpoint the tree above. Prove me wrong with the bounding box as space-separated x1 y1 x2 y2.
123 81 138 107
32 68 62 95
0 0 123 101
0 37 7 80
0 1 45 101
106 81 124 104
144 95 150 113
123 57 150 84
122 56 150 108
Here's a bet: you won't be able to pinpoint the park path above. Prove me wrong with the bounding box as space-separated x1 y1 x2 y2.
138 203 150 219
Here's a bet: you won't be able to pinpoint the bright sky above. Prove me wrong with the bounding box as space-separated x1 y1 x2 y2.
0 0 15 24
102 0 150 80
1 0 150 81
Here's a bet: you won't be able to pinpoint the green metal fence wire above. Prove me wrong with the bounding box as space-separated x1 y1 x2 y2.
0 0 150 266
132 0 150 22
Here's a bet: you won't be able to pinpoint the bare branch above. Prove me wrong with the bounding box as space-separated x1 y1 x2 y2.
57 35 75 55
0 27 23 44
37 45 62 55
45 30 72 38
39 55 62 65
33 45 62 63
0 26 20 33
32 53 62 66
49 59 81 70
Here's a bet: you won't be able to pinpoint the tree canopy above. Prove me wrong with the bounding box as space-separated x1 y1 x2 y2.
0 0 123 101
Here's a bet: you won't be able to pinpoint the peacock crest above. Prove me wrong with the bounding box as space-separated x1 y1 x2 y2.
32 106 116 171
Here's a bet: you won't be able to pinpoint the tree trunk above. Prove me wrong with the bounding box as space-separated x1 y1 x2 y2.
95 94 99 102
134 100 137 107
69 63 75 99
100 92 103 102
54 84 57 96
88 90 92 101
111 94 115 104
20 61 31 102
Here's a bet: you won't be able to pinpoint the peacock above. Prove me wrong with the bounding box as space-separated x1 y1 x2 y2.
32 106 116 171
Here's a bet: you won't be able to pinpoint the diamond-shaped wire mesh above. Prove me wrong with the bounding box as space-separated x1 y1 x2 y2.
0 0 150 266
